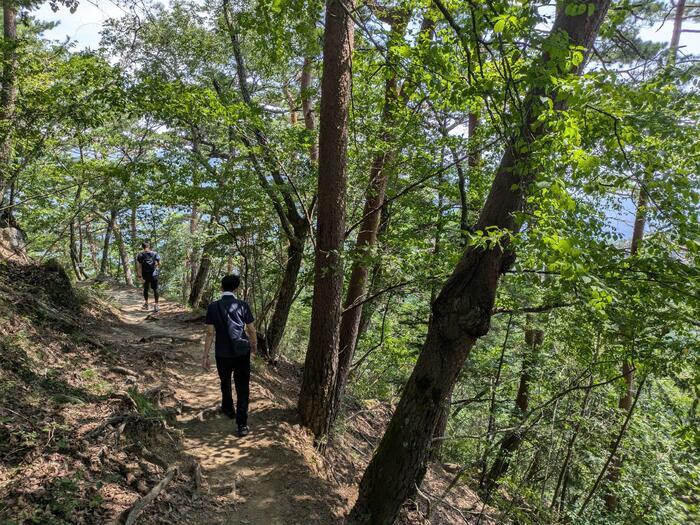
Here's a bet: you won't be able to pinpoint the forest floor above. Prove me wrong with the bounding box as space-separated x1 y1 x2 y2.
0 260 494 524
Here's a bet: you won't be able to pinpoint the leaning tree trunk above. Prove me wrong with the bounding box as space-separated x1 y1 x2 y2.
331 7 409 423
298 0 355 442
0 0 18 213
99 209 118 278
264 231 306 358
189 251 212 308
348 3 612 522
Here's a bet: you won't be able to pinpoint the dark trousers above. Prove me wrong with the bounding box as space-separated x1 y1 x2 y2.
143 273 159 302
215 354 250 426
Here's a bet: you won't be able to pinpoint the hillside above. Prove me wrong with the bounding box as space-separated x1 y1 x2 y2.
0 261 493 524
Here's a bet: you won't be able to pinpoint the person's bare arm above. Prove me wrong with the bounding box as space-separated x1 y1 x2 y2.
202 325 215 371
136 258 143 280
245 323 257 354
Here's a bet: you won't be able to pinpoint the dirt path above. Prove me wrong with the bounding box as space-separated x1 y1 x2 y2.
101 287 350 525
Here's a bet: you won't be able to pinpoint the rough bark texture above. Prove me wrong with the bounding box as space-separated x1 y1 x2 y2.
189 251 212 308
264 230 306 357
331 8 408 423
348 3 611 522
0 0 18 211
99 209 118 277
301 56 318 163
298 0 354 441
113 218 134 286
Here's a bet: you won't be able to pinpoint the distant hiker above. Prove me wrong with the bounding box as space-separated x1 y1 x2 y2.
202 274 257 437
136 242 161 313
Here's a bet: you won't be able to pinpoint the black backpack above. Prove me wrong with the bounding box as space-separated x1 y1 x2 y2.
216 300 251 358
140 252 158 273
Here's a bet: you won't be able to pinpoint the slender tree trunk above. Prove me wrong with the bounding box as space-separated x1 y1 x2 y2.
183 205 200 302
113 218 134 286
0 0 17 212
69 220 85 281
222 1 312 358
348 4 611 521
301 56 319 164
604 170 651 511
86 224 100 274
264 232 306 359
482 321 542 496
130 205 139 279
298 0 355 442
478 315 512 486
551 371 594 512
332 9 408 423
99 209 118 278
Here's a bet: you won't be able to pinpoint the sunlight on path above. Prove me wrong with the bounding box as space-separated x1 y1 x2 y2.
105 286 348 525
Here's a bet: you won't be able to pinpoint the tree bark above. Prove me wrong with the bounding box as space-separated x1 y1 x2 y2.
482 322 542 496
222 1 311 358
99 209 118 278
331 7 408 424
298 0 355 441
348 3 611 522
301 56 319 164
189 251 212 308
113 217 134 286
264 231 306 358
0 0 18 213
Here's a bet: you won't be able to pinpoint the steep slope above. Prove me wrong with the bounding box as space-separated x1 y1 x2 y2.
0 261 492 524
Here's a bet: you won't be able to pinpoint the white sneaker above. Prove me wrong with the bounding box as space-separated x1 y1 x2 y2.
154 304 160 313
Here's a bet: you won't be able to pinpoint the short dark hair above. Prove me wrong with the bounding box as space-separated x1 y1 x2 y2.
221 274 240 292
141 241 150 249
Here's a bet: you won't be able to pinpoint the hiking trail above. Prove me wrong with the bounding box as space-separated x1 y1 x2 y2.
98 286 352 524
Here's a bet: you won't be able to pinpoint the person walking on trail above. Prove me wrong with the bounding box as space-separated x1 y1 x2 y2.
202 274 257 437
136 242 161 313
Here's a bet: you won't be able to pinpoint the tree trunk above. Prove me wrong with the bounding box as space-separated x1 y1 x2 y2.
348 3 611 522
0 0 18 214
99 209 118 278
482 322 542 496
298 0 355 441
264 232 306 359
332 8 409 423
113 218 134 286
69 220 86 281
189 251 212 308
301 56 319 164
604 160 651 512
222 0 311 357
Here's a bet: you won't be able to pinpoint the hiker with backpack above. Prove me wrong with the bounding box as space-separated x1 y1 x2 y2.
136 242 161 312
202 274 257 437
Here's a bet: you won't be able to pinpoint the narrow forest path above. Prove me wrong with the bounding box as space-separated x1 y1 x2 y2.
99 286 351 525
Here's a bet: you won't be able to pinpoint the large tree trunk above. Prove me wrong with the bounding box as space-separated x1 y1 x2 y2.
297 0 354 441
113 218 134 286
99 209 118 278
0 0 18 214
348 3 611 522
331 8 409 423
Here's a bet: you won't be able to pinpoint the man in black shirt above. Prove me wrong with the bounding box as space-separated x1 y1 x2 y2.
202 274 257 437
136 242 161 312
